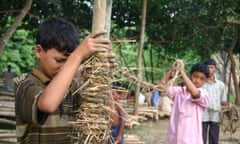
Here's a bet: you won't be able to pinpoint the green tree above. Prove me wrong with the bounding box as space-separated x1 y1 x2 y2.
0 29 36 73
1 0 239 103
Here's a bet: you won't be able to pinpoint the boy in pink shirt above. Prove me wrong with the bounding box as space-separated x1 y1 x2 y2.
159 60 210 144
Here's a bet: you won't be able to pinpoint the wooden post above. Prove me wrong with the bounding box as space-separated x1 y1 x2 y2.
134 0 147 114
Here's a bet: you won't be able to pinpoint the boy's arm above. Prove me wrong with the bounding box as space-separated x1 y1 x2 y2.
158 62 180 100
116 105 126 143
180 70 200 98
158 61 177 92
159 60 182 87
220 83 228 106
178 60 200 99
158 69 173 87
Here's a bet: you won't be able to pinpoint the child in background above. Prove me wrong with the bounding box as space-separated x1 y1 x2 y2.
110 82 126 144
159 60 210 144
151 90 160 107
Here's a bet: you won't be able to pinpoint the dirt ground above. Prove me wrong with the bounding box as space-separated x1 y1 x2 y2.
125 117 240 144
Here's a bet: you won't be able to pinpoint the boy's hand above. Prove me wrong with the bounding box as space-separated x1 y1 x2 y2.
108 52 117 67
115 135 122 144
74 30 111 61
174 59 184 72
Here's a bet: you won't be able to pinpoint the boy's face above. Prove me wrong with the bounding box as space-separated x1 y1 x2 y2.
207 64 216 76
35 45 68 79
112 89 120 100
190 71 207 88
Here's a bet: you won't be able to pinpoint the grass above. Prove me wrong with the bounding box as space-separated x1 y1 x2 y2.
124 118 169 144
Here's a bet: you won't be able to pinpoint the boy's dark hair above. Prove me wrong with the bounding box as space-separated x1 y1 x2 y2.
112 81 123 90
112 82 124 94
36 18 80 55
190 62 210 77
204 59 216 67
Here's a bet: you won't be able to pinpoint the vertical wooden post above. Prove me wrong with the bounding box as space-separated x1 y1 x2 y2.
92 1 106 33
134 0 147 114
92 0 112 37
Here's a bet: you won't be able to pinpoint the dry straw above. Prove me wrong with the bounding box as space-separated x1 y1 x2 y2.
70 53 113 144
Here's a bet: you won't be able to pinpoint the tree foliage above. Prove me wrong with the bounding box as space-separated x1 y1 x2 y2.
0 0 239 81
0 29 36 73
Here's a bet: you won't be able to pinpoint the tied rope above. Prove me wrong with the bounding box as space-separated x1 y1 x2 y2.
220 104 240 134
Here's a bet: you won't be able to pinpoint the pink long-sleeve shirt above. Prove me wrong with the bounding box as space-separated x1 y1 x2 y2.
165 86 209 144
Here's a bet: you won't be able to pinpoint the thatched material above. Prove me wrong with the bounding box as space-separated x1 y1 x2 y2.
70 1 113 143
71 54 113 144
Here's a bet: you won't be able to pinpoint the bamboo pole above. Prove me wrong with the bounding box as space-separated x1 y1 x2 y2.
134 0 147 114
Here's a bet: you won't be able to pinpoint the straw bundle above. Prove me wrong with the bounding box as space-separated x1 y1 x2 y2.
70 53 112 143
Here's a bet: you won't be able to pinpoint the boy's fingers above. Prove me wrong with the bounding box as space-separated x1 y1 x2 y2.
89 30 108 38
95 38 111 45
107 52 117 67
94 44 111 50
108 52 115 58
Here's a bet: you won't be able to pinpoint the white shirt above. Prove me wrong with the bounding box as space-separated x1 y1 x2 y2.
138 93 145 104
202 77 227 122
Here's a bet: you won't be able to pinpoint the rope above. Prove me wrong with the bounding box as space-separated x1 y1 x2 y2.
166 60 182 87
220 104 240 134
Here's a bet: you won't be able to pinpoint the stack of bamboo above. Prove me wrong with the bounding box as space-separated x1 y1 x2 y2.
124 114 140 128
0 91 16 142
115 99 159 129
124 134 145 144
123 101 159 121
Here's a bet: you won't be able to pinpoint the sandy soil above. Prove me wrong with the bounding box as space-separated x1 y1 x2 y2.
125 118 240 144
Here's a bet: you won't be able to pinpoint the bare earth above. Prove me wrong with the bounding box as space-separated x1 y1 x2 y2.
125 118 240 144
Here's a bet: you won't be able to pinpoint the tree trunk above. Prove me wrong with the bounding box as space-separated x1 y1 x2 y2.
142 51 148 81
239 53 240 103
0 0 33 55
134 0 147 114
227 28 240 105
150 46 154 83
